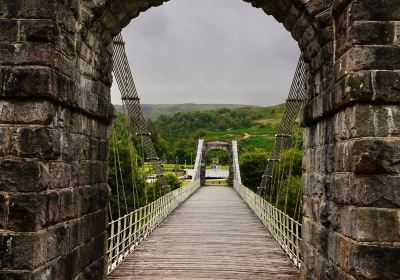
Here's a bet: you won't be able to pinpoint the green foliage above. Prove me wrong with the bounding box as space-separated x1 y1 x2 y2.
239 150 268 192
275 176 302 219
205 150 229 165
165 173 182 190
151 105 285 163
108 114 145 216
108 104 304 221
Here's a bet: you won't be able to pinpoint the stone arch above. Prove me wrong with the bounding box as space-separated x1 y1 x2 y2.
2 0 400 279
200 140 234 186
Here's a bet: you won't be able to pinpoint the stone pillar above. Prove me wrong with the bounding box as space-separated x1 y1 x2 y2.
0 0 113 279
301 1 400 279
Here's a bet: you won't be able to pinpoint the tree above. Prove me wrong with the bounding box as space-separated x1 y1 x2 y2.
239 150 268 192
165 173 182 190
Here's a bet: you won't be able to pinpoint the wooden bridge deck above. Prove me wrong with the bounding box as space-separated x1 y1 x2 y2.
107 186 299 279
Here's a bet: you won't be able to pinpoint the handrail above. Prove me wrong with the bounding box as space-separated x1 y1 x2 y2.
231 141 301 269
233 181 301 269
107 139 204 274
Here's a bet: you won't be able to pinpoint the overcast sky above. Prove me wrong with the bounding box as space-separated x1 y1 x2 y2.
111 0 300 106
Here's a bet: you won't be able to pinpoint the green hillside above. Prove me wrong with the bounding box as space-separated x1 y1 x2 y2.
108 103 303 217
150 104 286 157
114 103 260 120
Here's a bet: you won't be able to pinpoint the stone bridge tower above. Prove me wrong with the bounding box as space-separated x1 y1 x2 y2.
0 0 399 279
200 140 234 186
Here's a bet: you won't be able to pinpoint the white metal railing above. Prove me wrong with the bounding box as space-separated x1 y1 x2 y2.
107 140 204 274
231 141 301 269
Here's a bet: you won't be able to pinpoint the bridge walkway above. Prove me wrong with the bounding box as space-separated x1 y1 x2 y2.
107 186 299 279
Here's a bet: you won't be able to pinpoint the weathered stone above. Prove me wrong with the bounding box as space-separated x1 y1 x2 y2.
349 46 400 71
340 206 400 242
373 70 400 103
71 160 91 187
0 127 9 156
350 21 395 46
333 139 400 174
78 184 110 216
11 127 61 159
0 194 6 229
350 242 400 279
44 161 72 189
90 161 106 184
0 0 56 19
7 190 82 232
0 42 74 77
0 233 39 270
19 19 59 43
350 0 400 22
0 160 45 192
0 19 18 41
0 100 55 125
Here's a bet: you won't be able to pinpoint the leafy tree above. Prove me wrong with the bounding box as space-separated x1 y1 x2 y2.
239 150 268 192
165 173 182 190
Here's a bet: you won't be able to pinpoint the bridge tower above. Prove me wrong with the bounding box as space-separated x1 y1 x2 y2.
1 0 399 279
200 140 234 186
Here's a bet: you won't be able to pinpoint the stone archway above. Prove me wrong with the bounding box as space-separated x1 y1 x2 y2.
1 1 400 279
200 140 234 186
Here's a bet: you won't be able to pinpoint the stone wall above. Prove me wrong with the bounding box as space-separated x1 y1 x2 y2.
200 140 234 186
0 0 113 279
301 1 400 279
1 0 400 279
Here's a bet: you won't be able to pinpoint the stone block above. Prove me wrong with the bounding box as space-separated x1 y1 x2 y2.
0 160 45 192
373 70 400 103
0 232 39 270
0 100 55 125
44 161 72 189
350 21 395 46
11 127 61 159
348 46 400 71
0 127 10 156
345 104 400 138
90 161 106 184
305 0 332 17
7 194 48 231
7 190 80 232
78 233 106 273
0 19 18 41
339 206 400 242
19 19 59 43
76 257 106 280
350 175 400 208
0 43 74 77
0 271 32 279
0 0 56 19
78 209 107 244
71 161 91 187
333 71 373 108
31 250 80 280
333 139 400 174
78 184 110 216
350 241 400 279
0 194 6 229
350 0 400 22
61 132 86 162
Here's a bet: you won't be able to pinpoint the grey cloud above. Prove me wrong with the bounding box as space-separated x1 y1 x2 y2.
111 0 300 106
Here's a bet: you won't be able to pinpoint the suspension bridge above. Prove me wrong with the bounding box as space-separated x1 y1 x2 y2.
1 1 399 279
106 35 305 279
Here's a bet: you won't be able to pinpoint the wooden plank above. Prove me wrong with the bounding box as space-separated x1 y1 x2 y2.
108 186 299 279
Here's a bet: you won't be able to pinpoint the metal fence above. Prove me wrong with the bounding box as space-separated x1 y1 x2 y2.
107 140 204 274
231 141 301 269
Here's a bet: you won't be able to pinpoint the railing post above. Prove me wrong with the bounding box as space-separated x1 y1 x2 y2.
108 222 115 271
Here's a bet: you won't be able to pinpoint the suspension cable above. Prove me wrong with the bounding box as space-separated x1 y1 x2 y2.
112 33 170 194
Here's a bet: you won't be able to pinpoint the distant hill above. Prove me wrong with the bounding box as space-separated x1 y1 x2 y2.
114 103 260 120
